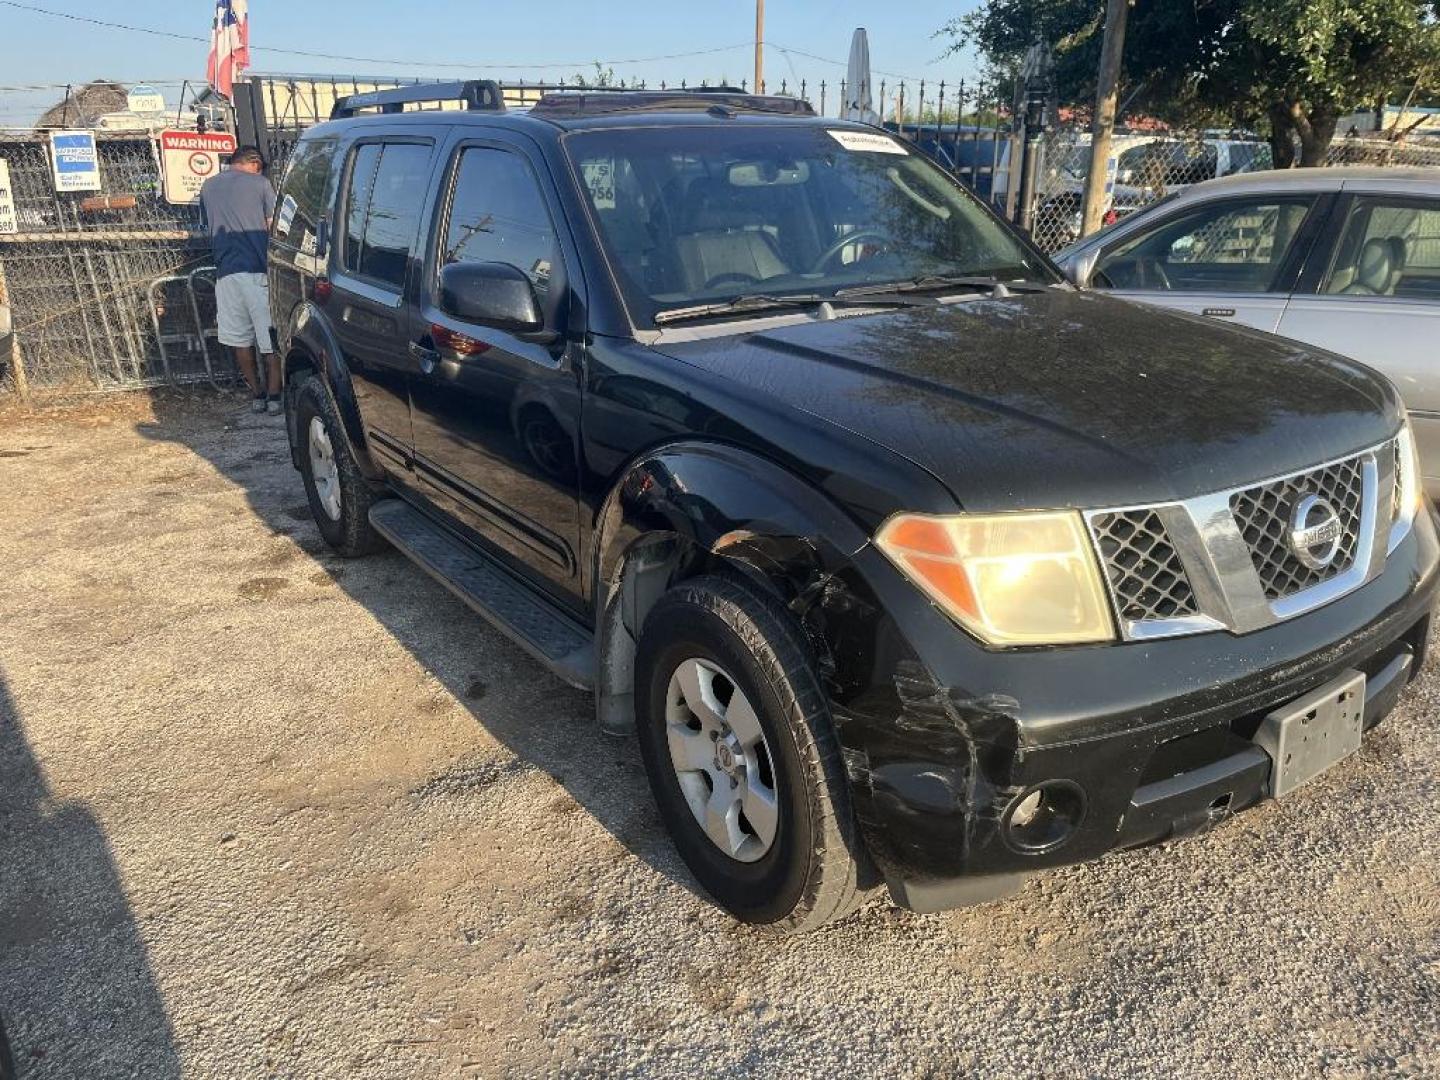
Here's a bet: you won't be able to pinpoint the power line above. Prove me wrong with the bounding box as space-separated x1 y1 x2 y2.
770 42 930 83
0 2 753 70
0 79 193 92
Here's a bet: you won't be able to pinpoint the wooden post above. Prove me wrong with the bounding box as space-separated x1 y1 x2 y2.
1081 0 1130 238
754 0 765 96
0 256 32 406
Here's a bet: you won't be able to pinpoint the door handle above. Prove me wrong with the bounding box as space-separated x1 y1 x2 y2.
409 340 440 374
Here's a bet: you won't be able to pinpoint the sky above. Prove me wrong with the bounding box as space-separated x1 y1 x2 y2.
0 0 985 127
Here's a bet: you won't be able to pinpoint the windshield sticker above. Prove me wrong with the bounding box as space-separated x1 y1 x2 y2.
275 193 298 237
580 159 616 210
827 130 908 155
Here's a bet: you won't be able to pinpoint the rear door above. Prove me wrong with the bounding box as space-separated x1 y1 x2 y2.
1276 191 1440 493
1091 193 1325 333
328 135 438 475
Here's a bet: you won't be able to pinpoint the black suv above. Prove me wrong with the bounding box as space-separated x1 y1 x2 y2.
269 81 1438 931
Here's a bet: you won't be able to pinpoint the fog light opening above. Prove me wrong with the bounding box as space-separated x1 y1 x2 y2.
1003 781 1087 854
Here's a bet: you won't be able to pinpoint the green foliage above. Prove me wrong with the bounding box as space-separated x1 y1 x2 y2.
571 63 621 89
940 0 1440 160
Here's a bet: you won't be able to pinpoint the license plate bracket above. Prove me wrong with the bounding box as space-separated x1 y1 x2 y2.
1255 670 1366 798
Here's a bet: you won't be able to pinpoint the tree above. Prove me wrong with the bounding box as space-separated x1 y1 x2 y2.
940 0 1440 165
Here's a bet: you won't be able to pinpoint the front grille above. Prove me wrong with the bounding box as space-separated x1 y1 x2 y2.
1090 509 1199 622
1229 455 1366 600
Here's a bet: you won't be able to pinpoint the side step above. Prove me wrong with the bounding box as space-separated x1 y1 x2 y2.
368 500 594 690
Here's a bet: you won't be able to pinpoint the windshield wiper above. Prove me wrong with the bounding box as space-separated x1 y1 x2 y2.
653 291 934 326
838 274 1051 299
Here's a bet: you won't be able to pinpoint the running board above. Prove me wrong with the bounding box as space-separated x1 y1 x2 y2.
368 500 594 690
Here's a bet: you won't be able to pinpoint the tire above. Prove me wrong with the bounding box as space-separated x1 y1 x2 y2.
635 573 870 932
294 375 384 557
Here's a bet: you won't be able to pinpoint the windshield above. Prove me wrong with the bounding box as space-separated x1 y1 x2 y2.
563 124 1056 326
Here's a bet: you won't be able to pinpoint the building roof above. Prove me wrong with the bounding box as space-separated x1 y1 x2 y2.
36 81 128 129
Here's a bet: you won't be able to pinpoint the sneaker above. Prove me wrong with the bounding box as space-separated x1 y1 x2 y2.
266 397 283 417
251 396 266 414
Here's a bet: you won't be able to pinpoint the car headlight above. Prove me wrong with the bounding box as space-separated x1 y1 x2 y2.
875 511 1116 647
1395 417 1424 528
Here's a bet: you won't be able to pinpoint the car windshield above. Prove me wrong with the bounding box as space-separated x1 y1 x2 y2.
563 124 1056 326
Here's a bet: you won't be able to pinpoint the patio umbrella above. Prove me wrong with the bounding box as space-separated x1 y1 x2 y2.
843 28 880 125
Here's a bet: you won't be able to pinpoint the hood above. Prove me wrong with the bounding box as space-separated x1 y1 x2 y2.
654 289 1402 513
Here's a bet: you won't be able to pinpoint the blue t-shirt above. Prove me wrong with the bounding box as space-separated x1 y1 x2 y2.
199 169 277 278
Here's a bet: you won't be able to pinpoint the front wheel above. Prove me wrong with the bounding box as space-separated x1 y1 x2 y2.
635 574 870 932
294 375 384 557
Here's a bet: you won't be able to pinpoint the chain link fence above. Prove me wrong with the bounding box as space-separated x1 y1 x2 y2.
0 133 222 400
1021 126 1440 253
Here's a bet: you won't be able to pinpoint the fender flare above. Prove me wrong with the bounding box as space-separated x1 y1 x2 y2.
590 441 877 734
593 441 870 595
282 302 382 481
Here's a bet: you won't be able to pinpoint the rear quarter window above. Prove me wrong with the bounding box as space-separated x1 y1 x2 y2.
274 138 340 252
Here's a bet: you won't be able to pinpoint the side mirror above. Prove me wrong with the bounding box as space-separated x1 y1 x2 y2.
1063 249 1099 288
439 261 546 336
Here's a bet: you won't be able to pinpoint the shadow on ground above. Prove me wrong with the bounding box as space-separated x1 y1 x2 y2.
0 669 180 1079
136 388 702 903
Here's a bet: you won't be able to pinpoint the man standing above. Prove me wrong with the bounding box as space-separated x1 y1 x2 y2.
199 146 278 414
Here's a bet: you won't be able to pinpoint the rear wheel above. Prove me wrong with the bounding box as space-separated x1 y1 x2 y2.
635 574 869 932
295 375 384 557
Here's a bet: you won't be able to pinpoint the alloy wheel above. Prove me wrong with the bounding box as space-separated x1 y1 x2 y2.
664 657 780 863
308 416 342 522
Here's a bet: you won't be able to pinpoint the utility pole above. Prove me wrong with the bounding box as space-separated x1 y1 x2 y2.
1080 0 1130 238
754 0 765 94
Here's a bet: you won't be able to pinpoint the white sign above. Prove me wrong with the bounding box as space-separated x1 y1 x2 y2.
0 160 17 234
275 193 298 237
158 129 237 206
579 158 616 209
50 131 102 192
827 129 908 155
127 85 167 115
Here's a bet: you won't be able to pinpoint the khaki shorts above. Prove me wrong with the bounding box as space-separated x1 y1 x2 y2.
216 272 274 351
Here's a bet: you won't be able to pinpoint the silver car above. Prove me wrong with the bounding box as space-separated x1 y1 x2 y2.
1055 167 1440 495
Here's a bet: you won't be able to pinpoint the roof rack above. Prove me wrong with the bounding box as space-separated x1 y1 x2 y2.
530 90 816 119
330 80 505 119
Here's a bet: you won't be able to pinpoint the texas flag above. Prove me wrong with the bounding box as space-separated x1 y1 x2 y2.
207 0 251 99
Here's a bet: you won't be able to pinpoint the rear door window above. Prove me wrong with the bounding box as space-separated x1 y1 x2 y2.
342 144 381 276
1323 197 1440 300
1096 196 1316 293
342 141 433 289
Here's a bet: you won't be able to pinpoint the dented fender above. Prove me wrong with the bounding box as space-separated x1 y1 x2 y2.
591 441 870 598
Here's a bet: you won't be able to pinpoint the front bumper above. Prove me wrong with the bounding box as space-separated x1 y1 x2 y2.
829 507 1440 913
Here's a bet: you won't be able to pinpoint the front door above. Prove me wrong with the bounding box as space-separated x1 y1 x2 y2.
1092 193 1323 334
408 139 585 612
329 137 437 475
1276 192 1440 495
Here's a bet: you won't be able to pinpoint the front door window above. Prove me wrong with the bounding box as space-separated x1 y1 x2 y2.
1095 197 1315 293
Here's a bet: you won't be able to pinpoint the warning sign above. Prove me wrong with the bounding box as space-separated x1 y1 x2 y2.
158 130 237 206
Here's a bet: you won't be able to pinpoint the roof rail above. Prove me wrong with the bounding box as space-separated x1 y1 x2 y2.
530 90 816 119
330 80 505 119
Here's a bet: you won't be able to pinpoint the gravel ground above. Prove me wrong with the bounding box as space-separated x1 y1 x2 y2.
0 390 1437 1079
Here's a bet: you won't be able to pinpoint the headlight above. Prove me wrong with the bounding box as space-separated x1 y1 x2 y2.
1395 418 1423 527
875 511 1116 647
